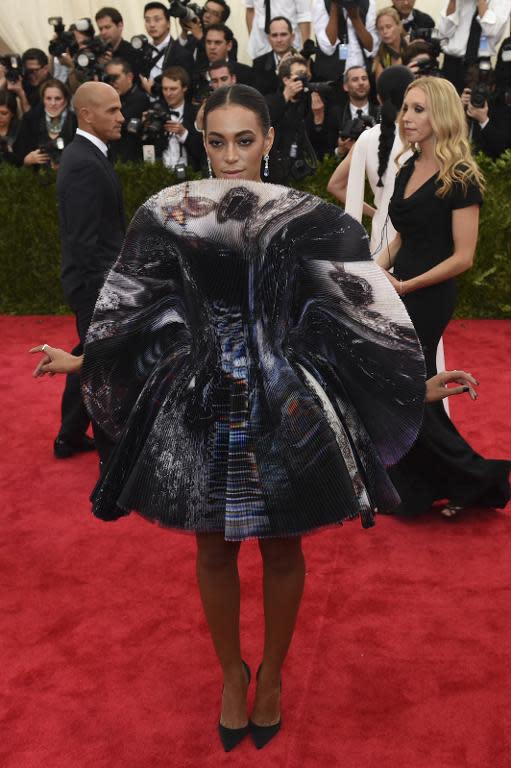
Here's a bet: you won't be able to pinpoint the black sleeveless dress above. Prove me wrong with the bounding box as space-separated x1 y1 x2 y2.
81 180 426 540
388 156 510 516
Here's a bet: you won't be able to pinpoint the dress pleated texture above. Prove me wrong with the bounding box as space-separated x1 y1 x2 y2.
82 180 425 540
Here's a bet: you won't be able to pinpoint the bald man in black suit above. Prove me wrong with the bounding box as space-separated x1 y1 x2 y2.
55 81 126 459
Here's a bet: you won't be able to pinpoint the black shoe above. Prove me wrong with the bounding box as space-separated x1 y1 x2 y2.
249 664 282 750
54 435 96 459
218 660 251 752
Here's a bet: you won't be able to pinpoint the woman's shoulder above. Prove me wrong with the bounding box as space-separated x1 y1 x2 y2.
447 163 484 209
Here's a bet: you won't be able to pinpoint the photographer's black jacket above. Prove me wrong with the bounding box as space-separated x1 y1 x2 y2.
252 52 280 95
471 99 511 160
58 135 126 303
266 90 329 182
142 38 195 78
326 100 380 153
13 103 77 166
401 8 435 34
110 85 150 163
151 100 205 171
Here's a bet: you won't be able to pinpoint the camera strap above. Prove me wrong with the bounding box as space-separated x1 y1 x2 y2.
264 0 272 34
465 11 482 67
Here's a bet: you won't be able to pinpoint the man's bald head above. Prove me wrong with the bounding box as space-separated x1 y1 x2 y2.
73 81 124 143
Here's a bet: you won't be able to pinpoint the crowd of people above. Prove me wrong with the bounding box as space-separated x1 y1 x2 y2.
1 0 510 178
11 0 510 755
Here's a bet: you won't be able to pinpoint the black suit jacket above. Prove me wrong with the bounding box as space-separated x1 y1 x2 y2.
152 100 205 171
58 135 126 304
13 103 77 165
233 62 255 88
402 8 435 33
252 51 279 95
110 86 150 163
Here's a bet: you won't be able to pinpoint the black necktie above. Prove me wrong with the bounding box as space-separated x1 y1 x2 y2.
264 0 272 34
356 109 364 119
465 10 482 65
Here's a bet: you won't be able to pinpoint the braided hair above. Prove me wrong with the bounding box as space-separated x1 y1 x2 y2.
376 66 414 187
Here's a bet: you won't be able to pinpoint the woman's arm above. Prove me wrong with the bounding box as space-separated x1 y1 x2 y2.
399 204 479 295
327 146 376 217
376 233 402 270
30 345 83 376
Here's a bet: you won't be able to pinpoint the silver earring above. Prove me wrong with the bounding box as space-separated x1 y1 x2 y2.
207 156 213 178
263 153 269 178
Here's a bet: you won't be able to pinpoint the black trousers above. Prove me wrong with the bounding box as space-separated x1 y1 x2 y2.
58 295 96 442
442 54 468 94
59 293 115 464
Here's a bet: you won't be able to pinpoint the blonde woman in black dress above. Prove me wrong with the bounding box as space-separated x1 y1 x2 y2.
377 76 510 518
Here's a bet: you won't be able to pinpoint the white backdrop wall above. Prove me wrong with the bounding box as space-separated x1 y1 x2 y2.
0 0 451 61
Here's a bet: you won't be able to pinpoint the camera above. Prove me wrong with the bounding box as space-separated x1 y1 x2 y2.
300 39 319 61
127 102 176 142
409 27 443 58
339 113 376 141
414 55 439 77
130 34 155 72
47 17 93 58
470 59 492 108
169 0 203 23
39 137 65 165
294 74 334 96
174 161 187 180
0 54 23 84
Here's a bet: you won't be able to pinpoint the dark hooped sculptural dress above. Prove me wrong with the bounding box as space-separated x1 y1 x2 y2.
82 180 425 541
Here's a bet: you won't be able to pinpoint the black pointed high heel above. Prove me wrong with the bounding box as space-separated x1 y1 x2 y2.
249 664 282 750
218 660 251 752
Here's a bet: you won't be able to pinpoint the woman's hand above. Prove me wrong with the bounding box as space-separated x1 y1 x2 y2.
381 269 410 296
24 149 50 166
30 345 83 376
425 371 479 403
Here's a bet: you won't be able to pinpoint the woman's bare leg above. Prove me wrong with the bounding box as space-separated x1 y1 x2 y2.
251 536 306 725
195 532 248 728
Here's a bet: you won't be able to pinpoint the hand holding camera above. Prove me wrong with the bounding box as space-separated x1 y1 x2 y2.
283 76 305 102
24 149 51 167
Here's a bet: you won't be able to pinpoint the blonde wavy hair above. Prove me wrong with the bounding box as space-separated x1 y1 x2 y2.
397 76 485 198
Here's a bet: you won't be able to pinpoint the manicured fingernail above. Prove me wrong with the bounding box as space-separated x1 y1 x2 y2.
462 386 469 392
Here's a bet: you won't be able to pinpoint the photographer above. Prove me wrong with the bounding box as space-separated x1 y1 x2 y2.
139 2 194 91
203 25 253 85
5 49 51 115
327 65 379 157
13 79 76 169
402 40 439 77
0 90 19 165
194 59 236 132
148 66 205 172
253 16 297 96
95 7 140 75
311 0 378 84
373 7 408 82
439 0 511 93
266 54 329 184
245 0 311 60
105 58 149 162
391 0 434 35
178 1 238 70
461 45 511 160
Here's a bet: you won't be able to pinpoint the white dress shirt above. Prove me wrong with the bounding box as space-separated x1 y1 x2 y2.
149 34 172 81
162 101 188 170
438 0 511 58
76 128 108 157
245 0 312 59
311 0 378 70
349 102 370 119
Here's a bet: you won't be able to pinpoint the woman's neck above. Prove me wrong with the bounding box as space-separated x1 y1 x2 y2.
416 137 437 167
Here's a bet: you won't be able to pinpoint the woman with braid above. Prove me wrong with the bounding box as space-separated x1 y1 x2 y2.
327 65 414 255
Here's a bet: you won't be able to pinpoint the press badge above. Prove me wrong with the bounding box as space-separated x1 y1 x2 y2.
338 43 349 60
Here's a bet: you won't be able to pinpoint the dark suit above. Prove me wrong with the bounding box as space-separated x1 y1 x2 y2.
326 101 380 154
401 8 435 34
252 51 280 95
110 85 150 163
57 134 126 448
232 62 255 87
13 103 76 166
152 100 205 171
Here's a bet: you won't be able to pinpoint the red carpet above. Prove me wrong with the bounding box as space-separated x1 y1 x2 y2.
1 316 510 768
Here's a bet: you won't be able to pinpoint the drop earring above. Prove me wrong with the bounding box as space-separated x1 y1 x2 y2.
263 153 269 178
207 156 213 178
